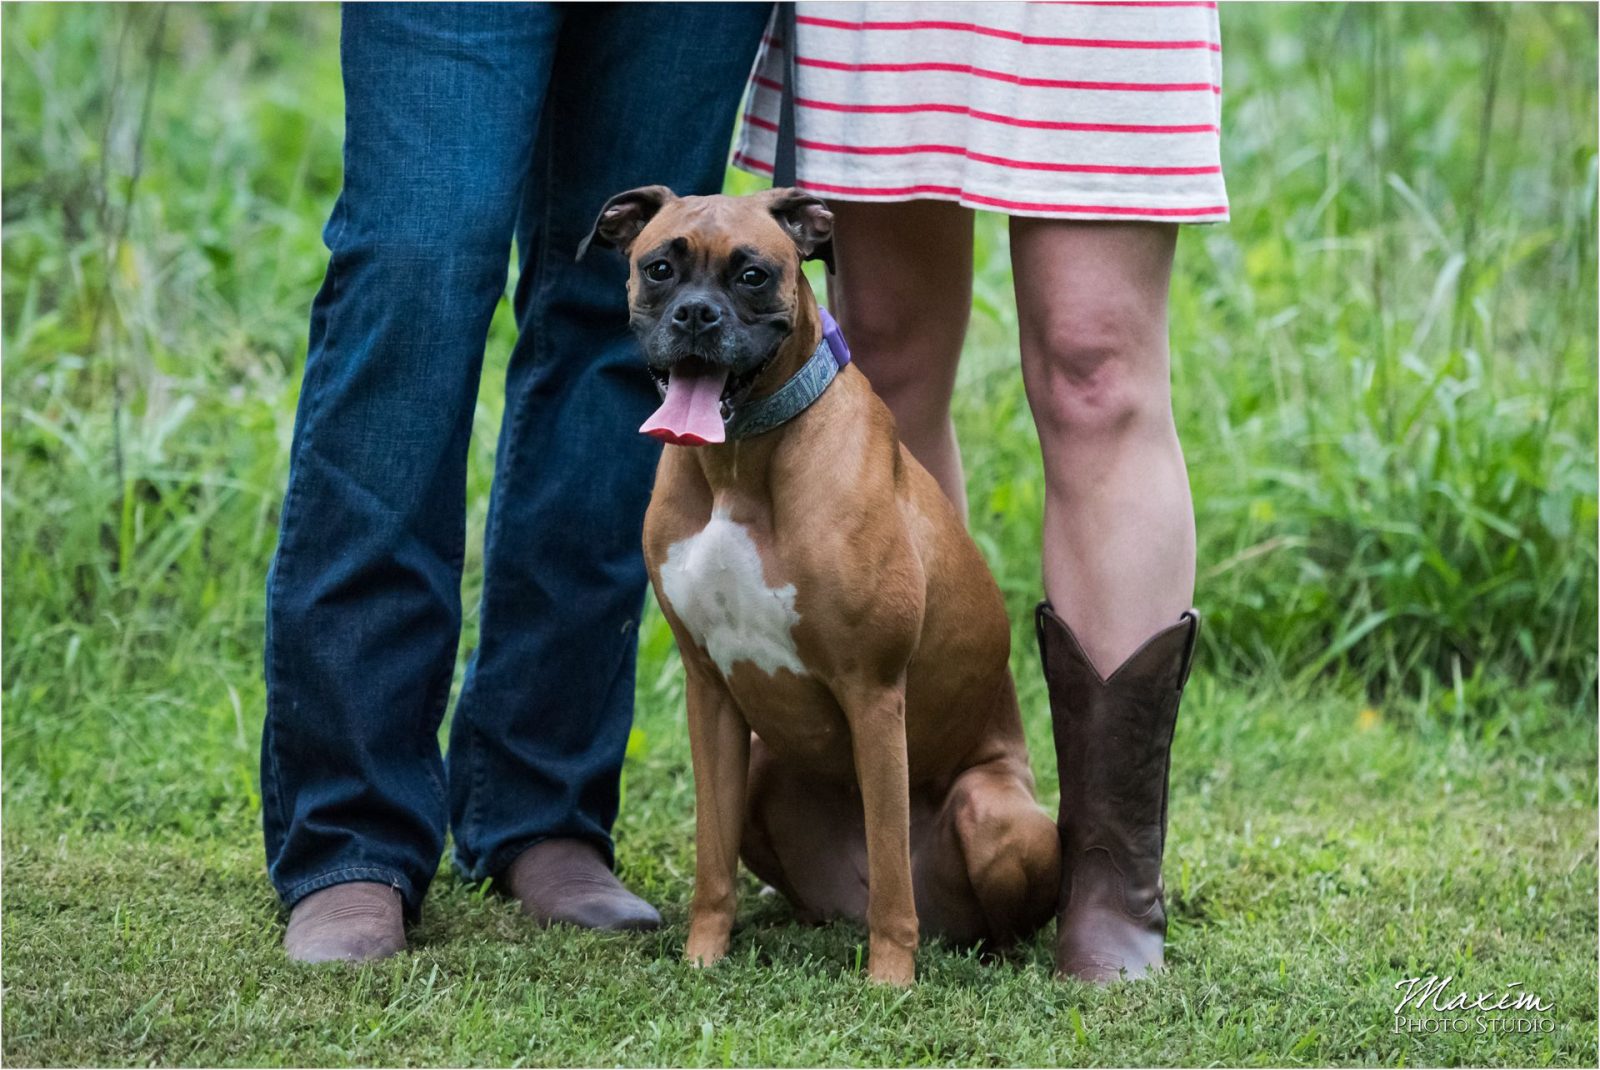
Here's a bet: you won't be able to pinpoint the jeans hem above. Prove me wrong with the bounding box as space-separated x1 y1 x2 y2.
457 828 616 886
279 865 420 919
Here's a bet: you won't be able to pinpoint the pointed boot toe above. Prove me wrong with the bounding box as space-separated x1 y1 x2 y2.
284 881 406 964
502 839 662 932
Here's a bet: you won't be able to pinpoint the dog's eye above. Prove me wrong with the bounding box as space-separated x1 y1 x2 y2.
738 267 770 287
643 260 673 282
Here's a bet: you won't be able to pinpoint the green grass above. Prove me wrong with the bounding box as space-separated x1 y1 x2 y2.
2 3 1597 1066
3 688 1594 1067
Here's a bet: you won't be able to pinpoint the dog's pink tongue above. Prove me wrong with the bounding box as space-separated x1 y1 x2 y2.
639 362 730 446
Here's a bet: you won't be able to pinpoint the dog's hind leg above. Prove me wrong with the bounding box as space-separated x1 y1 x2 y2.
741 736 869 925
925 761 1060 947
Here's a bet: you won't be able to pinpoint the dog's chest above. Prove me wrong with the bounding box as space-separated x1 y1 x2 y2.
658 510 806 680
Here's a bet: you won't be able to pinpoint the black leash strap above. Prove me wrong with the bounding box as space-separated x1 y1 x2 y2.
773 1 799 188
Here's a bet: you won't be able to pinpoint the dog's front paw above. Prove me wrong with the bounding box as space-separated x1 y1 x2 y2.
684 923 731 968
867 940 916 987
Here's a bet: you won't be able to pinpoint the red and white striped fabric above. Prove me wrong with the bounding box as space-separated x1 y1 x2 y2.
734 1 1228 222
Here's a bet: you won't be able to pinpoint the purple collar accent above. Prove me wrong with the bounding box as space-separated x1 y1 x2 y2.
819 306 851 367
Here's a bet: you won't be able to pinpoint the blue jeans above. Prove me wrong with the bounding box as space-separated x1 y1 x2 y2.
262 1 770 917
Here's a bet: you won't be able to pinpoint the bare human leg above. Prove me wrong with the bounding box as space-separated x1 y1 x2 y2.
828 200 975 520
1010 220 1195 675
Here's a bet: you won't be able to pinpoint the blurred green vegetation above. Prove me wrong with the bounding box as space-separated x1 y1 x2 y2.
2 4 1596 1066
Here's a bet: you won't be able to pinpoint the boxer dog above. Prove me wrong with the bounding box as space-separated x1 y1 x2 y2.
580 186 1060 986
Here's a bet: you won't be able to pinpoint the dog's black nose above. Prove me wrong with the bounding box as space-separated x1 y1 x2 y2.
671 299 721 330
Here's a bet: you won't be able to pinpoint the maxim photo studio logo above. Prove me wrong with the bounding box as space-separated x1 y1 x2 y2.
1391 974 1556 1036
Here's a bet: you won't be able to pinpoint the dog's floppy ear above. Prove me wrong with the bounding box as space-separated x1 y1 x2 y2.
577 185 676 261
765 187 835 274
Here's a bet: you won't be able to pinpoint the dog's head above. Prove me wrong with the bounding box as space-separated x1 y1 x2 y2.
578 187 833 443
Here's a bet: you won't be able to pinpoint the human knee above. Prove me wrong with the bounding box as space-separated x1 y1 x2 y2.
843 303 963 427
843 282 966 353
1022 297 1168 442
330 185 514 271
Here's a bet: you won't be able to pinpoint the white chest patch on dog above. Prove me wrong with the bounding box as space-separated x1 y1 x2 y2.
659 510 805 679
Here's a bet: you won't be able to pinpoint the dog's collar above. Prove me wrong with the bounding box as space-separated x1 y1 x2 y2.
721 307 852 440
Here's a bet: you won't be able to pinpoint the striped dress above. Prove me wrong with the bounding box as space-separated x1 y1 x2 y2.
734 1 1228 222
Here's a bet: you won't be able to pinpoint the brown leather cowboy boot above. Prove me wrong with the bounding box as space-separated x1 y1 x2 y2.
284 881 406 964
501 839 662 931
1035 602 1199 983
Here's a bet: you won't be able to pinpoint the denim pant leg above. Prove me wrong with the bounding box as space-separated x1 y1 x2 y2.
448 2 773 881
263 3 563 916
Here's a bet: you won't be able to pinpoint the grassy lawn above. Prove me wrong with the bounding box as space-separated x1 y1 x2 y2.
3 683 1594 1067
3 3 1597 1067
